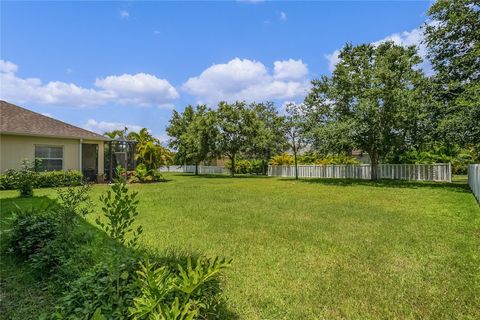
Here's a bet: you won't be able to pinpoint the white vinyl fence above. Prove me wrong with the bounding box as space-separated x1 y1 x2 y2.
268 163 452 182
159 165 227 174
468 164 480 203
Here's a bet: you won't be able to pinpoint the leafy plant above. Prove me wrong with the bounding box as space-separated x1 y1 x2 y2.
97 172 143 248
53 258 140 319
269 153 294 166
55 183 92 235
0 169 83 190
17 159 37 197
129 257 231 320
314 154 360 165
130 164 164 183
5 205 58 260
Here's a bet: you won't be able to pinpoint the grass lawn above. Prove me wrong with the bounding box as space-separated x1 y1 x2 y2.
1 173 479 319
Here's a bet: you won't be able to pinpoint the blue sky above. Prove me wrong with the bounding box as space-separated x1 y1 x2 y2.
1 1 432 141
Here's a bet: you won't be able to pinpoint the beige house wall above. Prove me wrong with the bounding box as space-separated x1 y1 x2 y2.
0 134 105 175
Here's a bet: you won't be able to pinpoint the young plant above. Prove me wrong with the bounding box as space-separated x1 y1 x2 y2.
16 159 37 197
55 183 92 237
129 257 231 319
97 171 143 247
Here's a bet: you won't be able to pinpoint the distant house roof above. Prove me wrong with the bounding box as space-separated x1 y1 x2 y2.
0 100 110 141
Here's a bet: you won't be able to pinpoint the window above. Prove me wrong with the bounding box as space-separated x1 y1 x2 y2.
35 145 63 171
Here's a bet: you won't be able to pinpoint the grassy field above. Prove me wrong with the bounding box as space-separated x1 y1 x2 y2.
1 174 479 319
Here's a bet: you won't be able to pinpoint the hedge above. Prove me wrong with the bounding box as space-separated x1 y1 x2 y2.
0 170 84 190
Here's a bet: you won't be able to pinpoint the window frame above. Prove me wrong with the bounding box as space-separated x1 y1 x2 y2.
34 144 64 171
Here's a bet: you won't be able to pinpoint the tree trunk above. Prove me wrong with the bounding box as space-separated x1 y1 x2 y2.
292 135 298 180
195 162 199 176
230 154 235 177
263 151 271 176
294 151 298 180
370 152 379 181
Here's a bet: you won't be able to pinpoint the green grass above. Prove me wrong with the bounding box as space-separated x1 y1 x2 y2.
1 174 479 319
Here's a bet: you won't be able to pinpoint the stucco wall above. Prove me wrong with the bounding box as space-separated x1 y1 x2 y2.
0 134 105 174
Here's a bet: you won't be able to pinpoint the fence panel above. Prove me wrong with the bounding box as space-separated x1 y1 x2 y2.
468 164 480 203
159 165 227 174
268 163 451 182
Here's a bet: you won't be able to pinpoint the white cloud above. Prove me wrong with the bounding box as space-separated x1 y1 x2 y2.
0 60 18 73
182 58 310 104
0 59 179 108
279 11 287 21
325 27 431 74
119 10 129 19
274 59 308 80
95 73 179 106
83 119 143 134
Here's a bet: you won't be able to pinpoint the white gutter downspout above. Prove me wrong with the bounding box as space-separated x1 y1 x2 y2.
79 138 83 171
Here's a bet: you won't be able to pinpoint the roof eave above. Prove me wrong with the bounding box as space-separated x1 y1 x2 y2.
0 131 111 141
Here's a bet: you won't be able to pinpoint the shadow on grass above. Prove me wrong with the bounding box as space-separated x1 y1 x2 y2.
0 195 238 320
180 173 270 179
279 177 471 193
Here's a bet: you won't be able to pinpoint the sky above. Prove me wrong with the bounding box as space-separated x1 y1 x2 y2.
0 0 433 142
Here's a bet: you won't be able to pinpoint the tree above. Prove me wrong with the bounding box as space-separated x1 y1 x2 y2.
306 42 426 180
249 102 287 175
424 0 480 148
166 105 217 175
126 128 172 171
284 103 307 180
215 101 256 177
104 127 128 140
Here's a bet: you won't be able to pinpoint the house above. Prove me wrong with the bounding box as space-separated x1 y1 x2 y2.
0 100 110 182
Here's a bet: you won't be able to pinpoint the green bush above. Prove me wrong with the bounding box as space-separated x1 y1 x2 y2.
6 206 59 260
269 153 294 166
314 154 361 165
225 159 263 174
130 164 164 183
269 153 360 166
35 170 83 188
0 169 83 191
97 173 143 248
0 169 18 190
53 257 140 319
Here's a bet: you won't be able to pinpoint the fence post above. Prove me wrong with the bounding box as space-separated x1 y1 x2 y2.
448 162 452 183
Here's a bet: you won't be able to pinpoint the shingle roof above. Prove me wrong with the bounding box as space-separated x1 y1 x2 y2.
0 100 110 141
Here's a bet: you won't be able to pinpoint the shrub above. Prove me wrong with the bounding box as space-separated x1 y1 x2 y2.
250 159 263 174
97 173 143 248
5 184 94 279
5 206 58 260
0 169 83 191
55 183 93 236
35 170 83 188
269 153 294 166
314 154 361 165
17 159 37 197
225 159 264 174
52 257 140 319
0 169 18 190
130 164 164 183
